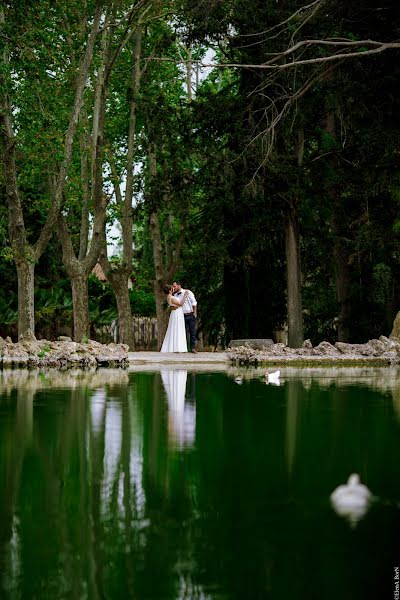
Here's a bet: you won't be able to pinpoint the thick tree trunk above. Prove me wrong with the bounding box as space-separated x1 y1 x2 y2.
285 128 304 348
148 200 187 349
16 260 35 339
107 271 135 349
285 204 303 348
153 280 169 349
71 273 90 342
115 286 134 349
149 205 166 348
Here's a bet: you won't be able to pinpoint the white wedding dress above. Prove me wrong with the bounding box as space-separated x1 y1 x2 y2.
160 298 188 353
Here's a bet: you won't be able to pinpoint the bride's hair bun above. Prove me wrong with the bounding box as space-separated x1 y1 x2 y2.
163 285 171 294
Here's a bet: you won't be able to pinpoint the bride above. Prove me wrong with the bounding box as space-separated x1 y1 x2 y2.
160 285 188 353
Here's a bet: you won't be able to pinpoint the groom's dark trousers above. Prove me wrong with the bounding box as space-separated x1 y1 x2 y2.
184 313 196 351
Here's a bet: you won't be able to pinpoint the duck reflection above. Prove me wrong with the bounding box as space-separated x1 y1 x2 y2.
160 369 196 449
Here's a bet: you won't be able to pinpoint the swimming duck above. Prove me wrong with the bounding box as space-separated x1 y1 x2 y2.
265 370 280 385
330 473 372 526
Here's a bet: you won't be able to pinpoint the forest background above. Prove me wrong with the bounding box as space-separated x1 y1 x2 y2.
1 0 400 350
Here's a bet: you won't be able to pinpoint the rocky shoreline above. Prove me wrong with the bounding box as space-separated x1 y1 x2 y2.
227 336 400 366
0 336 129 369
2 333 400 370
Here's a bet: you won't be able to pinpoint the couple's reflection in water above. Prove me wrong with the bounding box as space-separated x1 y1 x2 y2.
160 369 196 449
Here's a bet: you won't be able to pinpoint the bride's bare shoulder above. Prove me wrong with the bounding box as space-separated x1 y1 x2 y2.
168 294 179 306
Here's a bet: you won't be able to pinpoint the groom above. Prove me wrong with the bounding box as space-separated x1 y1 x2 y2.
172 281 197 353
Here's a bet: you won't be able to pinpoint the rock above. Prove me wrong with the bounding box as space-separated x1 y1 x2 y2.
228 339 274 350
20 341 41 355
302 339 313 349
335 342 379 356
380 335 400 351
312 341 340 355
6 337 12 343
57 336 72 342
226 345 260 364
271 343 287 355
0 337 128 369
368 339 386 354
296 347 314 355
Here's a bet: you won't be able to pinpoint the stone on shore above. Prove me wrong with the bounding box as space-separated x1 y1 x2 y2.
227 336 400 365
0 337 129 369
312 341 340 355
229 339 274 350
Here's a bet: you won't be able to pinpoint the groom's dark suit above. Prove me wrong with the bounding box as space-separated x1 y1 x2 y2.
174 288 197 352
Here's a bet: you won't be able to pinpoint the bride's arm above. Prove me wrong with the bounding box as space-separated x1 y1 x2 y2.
177 291 189 306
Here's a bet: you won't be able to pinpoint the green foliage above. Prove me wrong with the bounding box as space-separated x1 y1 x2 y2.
37 343 51 358
0 299 18 327
130 288 156 317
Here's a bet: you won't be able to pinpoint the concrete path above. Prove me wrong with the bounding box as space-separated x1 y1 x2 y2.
128 351 229 365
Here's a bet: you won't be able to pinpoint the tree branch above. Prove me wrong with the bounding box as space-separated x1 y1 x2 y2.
33 1 103 260
149 41 400 71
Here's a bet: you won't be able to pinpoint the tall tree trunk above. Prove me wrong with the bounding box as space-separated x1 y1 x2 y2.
99 28 142 350
285 128 304 348
147 138 188 349
16 259 35 339
325 113 352 341
71 272 90 342
107 271 135 349
149 210 169 348
153 280 170 349
285 203 303 347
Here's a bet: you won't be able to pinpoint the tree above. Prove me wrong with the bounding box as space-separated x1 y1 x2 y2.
99 20 145 349
0 0 102 339
175 0 400 346
140 24 194 347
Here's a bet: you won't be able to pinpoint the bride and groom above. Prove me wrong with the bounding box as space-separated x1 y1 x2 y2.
160 281 197 353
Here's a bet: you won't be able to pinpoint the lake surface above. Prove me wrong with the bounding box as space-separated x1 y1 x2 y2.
0 366 399 600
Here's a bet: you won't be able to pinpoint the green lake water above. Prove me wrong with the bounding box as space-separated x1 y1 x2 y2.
0 366 399 600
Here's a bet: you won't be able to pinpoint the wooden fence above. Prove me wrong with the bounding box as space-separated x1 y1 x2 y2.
95 317 159 350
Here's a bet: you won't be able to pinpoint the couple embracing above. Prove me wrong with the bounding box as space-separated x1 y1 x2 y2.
160 281 197 354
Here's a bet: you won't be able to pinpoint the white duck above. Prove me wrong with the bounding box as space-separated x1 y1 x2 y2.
265 370 280 385
330 473 372 526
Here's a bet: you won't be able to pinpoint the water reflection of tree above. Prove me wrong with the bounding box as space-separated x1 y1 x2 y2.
2 369 400 598
0 368 206 599
0 371 127 598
